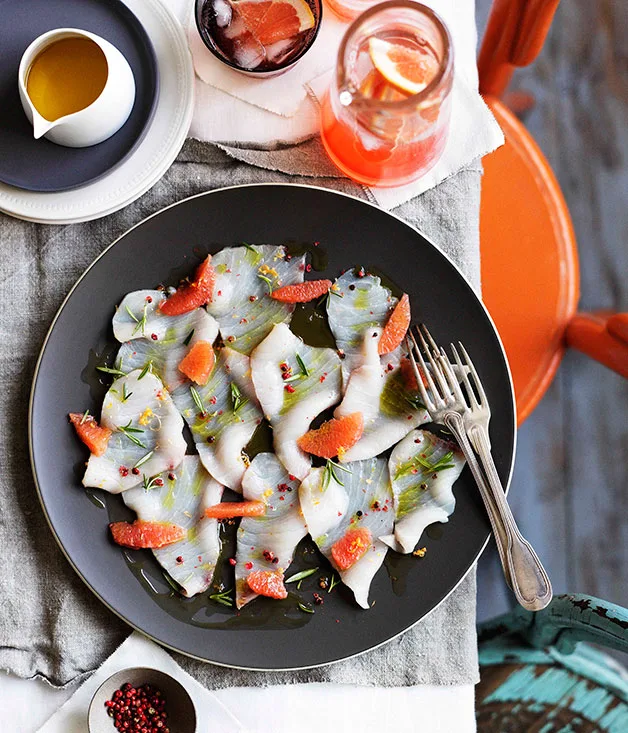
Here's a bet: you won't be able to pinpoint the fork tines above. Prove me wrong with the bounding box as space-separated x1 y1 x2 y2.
406 324 485 412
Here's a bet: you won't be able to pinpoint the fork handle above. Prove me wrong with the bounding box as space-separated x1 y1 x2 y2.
468 423 553 611
440 413 514 590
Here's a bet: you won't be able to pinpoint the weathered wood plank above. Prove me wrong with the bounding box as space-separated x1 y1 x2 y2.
476 0 628 621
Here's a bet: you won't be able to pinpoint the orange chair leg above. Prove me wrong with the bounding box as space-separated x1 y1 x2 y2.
565 313 628 378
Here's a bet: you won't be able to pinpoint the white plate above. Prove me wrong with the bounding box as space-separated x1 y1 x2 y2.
0 0 194 224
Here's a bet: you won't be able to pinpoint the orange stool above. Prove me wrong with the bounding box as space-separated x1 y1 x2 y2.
477 0 627 424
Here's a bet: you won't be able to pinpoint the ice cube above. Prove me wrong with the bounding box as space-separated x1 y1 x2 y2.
232 36 265 69
223 8 248 39
265 38 298 66
213 0 232 27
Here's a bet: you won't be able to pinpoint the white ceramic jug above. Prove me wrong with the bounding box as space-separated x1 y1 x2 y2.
19 28 136 148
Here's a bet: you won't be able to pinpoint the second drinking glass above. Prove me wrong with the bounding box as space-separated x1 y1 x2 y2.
320 1 453 188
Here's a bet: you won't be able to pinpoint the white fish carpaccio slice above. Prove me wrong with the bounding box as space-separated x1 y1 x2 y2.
334 329 429 462
326 270 397 381
83 370 186 493
235 453 307 609
173 347 262 491
299 458 393 609
122 456 223 597
113 289 219 393
250 323 342 480
206 244 306 354
381 429 466 554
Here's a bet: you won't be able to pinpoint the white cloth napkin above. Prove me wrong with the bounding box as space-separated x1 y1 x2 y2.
182 0 504 210
37 632 476 733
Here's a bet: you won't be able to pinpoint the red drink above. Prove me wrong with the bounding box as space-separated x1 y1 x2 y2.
320 1 453 187
195 0 322 75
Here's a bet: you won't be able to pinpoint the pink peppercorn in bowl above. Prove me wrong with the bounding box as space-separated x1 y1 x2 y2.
88 667 196 733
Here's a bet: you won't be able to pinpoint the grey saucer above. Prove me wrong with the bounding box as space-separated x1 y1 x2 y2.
88 667 196 733
0 0 158 192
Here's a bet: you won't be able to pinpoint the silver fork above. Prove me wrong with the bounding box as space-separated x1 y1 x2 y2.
407 325 553 612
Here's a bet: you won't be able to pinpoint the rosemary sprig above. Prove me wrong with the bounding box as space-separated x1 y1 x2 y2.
190 386 205 414
242 242 257 253
257 273 274 295
79 409 90 425
328 574 340 594
137 361 152 380
394 450 455 480
209 588 234 607
119 420 146 449
125 304 139 323
126 302 149 336
298 602 314 614
230 382 248 412
404 393 425 411
282 373 303 384
295 353 309 377
142 474 162 492
324 287 344 308
96 366 127 377
322 459 352 490
163 572 182 595
121 383 133 402
285 567 319 584
183 329 195 346
134 450 154 469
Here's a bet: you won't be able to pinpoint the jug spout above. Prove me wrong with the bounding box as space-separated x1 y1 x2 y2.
32 112 57 140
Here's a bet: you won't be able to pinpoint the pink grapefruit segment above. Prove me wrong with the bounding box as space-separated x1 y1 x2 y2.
246 569 288 599
297 412 364 459
204 501 266 519
331 527 372 570
270 279 332 303
178 341 215 385
69 412 112 456
109 520 186 549
159 256 215 315
399 356 428 390
378 293 411 355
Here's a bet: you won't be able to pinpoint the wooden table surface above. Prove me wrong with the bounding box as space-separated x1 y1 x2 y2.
475 0 628 622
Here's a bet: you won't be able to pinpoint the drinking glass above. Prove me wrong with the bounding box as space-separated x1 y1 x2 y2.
325 0 379 22
320 1 453 188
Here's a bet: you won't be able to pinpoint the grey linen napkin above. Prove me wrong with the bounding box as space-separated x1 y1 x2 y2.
0 138 481 688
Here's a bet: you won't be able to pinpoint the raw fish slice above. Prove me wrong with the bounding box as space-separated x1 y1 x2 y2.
206 245 305 354
122 456 223 597
326 270 397 380
335 329 429 462
113 290 219 392
173 347 263 491
235 453 307 608
381 430 466 554
83 370 186 493
250 323 343 480
299 458 393 609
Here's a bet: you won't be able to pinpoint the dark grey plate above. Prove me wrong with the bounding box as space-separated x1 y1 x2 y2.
30 184 516 670
0 0 158 192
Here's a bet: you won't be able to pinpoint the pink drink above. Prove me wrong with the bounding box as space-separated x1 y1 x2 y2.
195 0 322 74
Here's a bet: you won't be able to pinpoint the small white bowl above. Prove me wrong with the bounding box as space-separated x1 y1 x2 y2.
88 667 197 733
19 28 136 148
